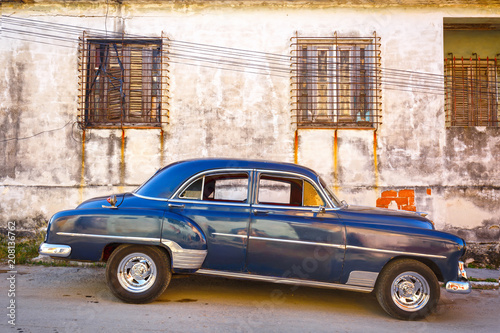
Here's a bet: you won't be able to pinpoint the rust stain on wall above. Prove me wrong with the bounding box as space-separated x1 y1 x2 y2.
160 129 165 167
293 129 298 165
333 129 339 194
373 130 379 190
119 129 126 192
79 130 86 203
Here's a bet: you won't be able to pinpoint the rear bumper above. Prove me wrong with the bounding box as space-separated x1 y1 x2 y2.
39 243 72 257
445 261 471 294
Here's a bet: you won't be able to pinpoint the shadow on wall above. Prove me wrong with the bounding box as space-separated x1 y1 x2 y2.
445 219 500 268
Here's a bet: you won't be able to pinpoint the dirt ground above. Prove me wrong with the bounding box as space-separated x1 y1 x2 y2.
1 265 498 333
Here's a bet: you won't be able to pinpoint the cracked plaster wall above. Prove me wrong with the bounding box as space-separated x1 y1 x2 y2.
1 2 499 258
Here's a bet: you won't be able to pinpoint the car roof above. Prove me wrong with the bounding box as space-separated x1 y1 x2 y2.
135 158 320 199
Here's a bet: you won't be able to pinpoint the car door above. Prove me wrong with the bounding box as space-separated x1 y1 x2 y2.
167 170 252 272
246 171 345 283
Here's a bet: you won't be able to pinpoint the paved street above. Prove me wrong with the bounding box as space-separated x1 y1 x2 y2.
1 265 499 333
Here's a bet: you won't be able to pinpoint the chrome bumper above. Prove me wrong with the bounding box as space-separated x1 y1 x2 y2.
39 243 72 257
446 280 471 293
446 261 471 294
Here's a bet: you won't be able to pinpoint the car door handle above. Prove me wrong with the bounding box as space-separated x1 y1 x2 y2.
168 203 185 209
253 209 269 215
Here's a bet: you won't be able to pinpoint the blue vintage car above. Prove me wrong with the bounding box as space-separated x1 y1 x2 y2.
39 158 470 320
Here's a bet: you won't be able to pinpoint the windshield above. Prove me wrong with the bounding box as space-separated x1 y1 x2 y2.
319 177 342 208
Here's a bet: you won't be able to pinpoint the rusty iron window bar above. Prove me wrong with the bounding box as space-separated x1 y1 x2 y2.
291 33 382 129
78 32 169 129
445 54 500 127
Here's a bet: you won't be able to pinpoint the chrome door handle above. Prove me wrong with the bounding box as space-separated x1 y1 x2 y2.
168 204 185 209
312 206 326 214
253 209 269 215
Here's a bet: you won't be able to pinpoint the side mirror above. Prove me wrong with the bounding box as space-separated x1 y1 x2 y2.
102 195 118 209
312 206 326 214
107 195 117 207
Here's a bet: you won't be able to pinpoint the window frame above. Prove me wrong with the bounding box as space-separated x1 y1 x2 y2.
445 55 500 127
174 170 252 205
253 170 331 210
172 169 335 209
257 174 305 206
291 35 381 129
78 34 167 129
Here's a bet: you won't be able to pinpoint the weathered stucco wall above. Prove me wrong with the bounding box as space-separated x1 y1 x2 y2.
1 1 499 265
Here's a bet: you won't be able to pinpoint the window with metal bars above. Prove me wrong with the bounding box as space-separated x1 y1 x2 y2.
291 35 381 129
78 36 165 128
445 55 500 127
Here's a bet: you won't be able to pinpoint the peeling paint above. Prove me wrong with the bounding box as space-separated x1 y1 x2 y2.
0 55 25 180
376 189 416 211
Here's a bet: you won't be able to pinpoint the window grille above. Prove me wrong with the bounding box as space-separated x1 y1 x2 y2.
78 33 168 129
291 34 381 129
445 55 500 127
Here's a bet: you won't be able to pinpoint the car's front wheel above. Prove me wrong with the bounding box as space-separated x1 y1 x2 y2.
375 259 440 320
106 244 171 303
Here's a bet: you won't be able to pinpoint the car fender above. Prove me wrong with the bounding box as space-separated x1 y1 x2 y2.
160 211 208 272
44 208 164 261
341 223 466 286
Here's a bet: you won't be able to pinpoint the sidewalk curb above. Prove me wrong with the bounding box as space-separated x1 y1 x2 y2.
466 267 499 290
470 281 499 290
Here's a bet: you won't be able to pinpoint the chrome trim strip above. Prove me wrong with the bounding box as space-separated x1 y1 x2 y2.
346 245 447 259
212 232 248 239
39 243 72 257
56 232 161 243
196 269 373 293
132 192 169 202
168 198 251 207
252 204 325 212
249 236 345 249
200 175 206 200
346 271 379 287
162 240 207 270
319 180 342 209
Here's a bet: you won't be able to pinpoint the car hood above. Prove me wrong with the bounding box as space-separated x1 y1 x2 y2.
336 205 434 229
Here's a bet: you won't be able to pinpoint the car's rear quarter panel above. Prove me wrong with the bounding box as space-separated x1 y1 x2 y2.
47 208 164 261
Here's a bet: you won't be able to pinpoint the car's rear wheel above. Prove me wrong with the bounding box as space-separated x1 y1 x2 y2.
375 259 440 320
106 244 171 303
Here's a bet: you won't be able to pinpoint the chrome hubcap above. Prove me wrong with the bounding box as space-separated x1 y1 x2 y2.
391 271 430 312
117 253 157 293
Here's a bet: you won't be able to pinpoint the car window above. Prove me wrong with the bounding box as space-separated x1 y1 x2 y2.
257 175 324 207
179 178 204 199
179 173 249 203
303 181 324 207
319 177 342 207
